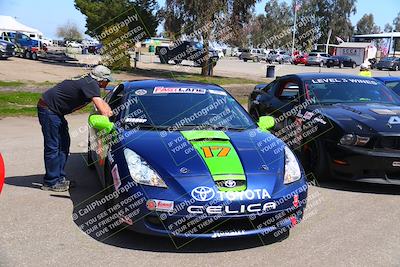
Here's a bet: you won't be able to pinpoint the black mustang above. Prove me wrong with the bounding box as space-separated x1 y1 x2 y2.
249 73 400 184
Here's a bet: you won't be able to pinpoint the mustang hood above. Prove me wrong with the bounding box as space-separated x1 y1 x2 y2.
311 103 400 134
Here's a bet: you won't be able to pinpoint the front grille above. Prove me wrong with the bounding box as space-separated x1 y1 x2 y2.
376 137 400 150
215 180 246 190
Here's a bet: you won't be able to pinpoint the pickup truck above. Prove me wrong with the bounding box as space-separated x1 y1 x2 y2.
155 41 219 66
0 39 15 59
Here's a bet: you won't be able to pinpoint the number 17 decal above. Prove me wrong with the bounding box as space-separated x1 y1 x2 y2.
202 146 231 158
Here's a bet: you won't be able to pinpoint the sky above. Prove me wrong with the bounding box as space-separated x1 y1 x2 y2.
1 0 399 39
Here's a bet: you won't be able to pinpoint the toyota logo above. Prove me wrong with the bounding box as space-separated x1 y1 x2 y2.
224 180 237 188
191 186 215 202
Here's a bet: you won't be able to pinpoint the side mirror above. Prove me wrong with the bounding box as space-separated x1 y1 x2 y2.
89 115 114 134
258 116 275 132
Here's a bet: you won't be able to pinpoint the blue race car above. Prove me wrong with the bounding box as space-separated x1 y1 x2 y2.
87 80 308 240
374 77 400 96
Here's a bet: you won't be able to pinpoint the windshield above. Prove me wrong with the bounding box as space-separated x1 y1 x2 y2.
382 57 396 62
123 87 256 130
305 78 400 105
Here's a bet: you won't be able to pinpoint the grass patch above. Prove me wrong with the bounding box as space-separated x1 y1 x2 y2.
0 81 26 87
0 91 41 116
0 91 91 117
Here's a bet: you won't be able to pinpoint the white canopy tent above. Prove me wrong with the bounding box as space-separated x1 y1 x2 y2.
0 15 43 39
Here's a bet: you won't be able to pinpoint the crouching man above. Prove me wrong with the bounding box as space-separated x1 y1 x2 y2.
37 65 113 192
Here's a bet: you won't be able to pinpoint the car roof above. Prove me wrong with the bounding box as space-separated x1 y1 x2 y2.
282 73 377 81
122 79 225 92
374 76 400 82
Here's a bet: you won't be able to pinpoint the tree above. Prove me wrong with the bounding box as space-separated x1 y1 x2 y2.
56 22 83 42
75 0 159 69
162 0 258 76
384 23 393 33
356 14 380 34
296 0 356 47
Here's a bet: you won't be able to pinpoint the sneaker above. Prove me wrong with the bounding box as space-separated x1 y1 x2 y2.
41 180 69 192
60 177 76 188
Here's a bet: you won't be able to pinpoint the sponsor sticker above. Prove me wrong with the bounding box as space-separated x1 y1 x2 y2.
124 118 148 124
153 86 206 94
135 89 147 95
146 199 174 212
211 230 245 238
208 89 227 96
111 165 121 190
311 78 378 85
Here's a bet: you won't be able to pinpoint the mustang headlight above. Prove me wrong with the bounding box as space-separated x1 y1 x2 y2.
284 146 301 184
339 134 370 146
123 148 167 188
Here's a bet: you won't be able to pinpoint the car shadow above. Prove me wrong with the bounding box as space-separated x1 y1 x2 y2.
39 60 90 68
5 153 286 253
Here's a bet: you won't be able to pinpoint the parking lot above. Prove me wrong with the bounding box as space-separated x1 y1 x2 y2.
0 56 400 266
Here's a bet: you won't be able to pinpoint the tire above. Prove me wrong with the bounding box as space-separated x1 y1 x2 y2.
31 52 38 60
394 65 399 71
253 56 259 62
319 61 323 67
302 139 331 182
352 63 356 69
327 64 331 68
243 59 248 62
173 60 182 64
339 62 344 68
377 67 382 70
294 62 298 65
24 50 31 59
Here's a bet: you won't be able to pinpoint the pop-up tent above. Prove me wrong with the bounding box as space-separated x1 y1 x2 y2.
0 15 43 39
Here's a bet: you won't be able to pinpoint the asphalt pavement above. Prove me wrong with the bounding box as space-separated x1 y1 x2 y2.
0 114 399 266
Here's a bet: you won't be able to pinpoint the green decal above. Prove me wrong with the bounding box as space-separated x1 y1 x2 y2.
181 131 246 191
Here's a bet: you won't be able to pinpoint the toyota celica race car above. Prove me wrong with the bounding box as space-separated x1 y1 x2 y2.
249 73 400 185
86 80 308 240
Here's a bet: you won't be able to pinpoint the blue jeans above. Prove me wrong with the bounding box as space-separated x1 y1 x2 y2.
37 106 70 186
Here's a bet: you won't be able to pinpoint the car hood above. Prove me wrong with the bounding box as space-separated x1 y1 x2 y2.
310 103 400 134
118 129 288 199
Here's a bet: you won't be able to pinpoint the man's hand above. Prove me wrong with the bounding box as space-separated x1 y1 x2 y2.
92 97 113 117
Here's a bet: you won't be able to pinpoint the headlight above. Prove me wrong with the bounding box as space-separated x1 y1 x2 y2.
339 134 370 146
123 148 167 188
284 146 302 184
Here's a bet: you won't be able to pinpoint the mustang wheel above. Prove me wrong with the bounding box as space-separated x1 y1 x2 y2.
303 139 331 182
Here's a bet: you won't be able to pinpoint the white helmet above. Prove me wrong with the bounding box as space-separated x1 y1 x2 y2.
360 63 369 70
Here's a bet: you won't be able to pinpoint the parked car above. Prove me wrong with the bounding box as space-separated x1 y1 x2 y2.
87 79 308 238
266 51 292 64
67 41 82 48
248 73 400 184
241 48 266 62
326 56 357 68
293 55 308 65
305 52 330 67
0 39 15 59
156 41 219 66
375 57 400 71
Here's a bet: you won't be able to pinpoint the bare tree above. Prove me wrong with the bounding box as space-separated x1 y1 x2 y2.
56 21 83 42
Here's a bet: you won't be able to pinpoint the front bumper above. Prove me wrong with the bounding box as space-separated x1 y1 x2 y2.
115 180 308 239
329 143 400 184
0 49 14 58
